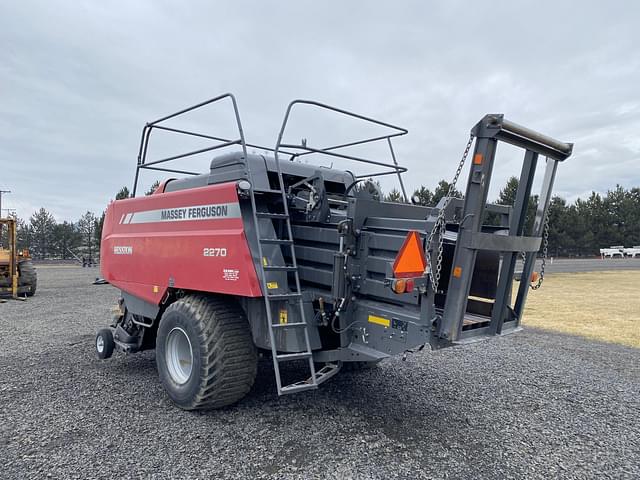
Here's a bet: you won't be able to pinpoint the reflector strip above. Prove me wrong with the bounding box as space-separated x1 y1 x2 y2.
392 231 427 278
473 153 483 165
120 202 241 224
368 315 390 327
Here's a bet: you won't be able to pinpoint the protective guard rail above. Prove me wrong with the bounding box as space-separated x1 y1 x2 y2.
431 114 573 345
132 94 411 199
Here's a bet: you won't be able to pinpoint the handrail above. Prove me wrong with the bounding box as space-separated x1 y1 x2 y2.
132 95 411 199
273 100 409 200
132 93 247 196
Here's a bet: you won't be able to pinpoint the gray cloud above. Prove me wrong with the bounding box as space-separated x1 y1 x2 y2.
1 0 638 221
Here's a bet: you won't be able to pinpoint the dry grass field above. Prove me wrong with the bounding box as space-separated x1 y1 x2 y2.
522 270 640 348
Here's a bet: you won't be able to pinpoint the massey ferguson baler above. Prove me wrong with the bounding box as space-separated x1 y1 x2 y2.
96 94 573 410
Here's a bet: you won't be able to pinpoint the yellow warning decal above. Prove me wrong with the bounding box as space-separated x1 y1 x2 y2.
262 257 268 266
279 310 288 324
368 315 390 327
266 281 278 289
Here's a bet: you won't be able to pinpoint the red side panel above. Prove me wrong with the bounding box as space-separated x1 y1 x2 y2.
100 182 262 304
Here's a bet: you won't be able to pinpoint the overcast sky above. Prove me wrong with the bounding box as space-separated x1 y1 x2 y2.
1 1 639 221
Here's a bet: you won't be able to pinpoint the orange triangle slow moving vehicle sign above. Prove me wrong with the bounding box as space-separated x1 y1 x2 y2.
392 231 427 278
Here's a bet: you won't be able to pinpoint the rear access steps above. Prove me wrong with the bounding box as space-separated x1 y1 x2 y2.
247 162 341 395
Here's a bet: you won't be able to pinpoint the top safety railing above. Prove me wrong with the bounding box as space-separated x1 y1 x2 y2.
132 94 411 199
273 100 409 201
133 93 250 196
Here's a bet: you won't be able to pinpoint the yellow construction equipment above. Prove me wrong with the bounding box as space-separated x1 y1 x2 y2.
0 216 37 299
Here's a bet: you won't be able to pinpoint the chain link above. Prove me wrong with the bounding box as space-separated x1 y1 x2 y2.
519 210 550 290
426 134 475 293
530 213 549 290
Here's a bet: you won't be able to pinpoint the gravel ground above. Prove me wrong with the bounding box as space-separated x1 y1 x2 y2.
1 266 639 479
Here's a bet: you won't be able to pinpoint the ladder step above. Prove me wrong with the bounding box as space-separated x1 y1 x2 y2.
267 292 302 300
314 363 342 384
277 364 341 395
272 321 306 328
263 265 297 272
280 383 317 394
276 352 312 362
256 212 289 219
253 188 286 195
260 238 293 245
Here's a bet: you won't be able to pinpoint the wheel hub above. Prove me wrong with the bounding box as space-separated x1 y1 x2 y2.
166 327 193 385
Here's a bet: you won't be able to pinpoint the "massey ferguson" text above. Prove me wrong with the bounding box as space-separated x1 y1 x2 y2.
160 205 229 221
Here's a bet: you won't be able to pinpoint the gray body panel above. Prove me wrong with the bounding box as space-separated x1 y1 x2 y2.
162 150 511 359
138 108 571 366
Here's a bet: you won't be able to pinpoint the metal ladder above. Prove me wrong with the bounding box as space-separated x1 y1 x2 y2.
246 170 322 395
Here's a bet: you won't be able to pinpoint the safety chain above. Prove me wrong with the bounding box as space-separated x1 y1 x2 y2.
426 133 475 293
519 210 550 289
530 213 549 290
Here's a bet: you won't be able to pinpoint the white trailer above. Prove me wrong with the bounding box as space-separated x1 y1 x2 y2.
600 247 624 258
623 247 640 258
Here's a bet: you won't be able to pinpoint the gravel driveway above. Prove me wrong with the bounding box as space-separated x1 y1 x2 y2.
1 267 638 479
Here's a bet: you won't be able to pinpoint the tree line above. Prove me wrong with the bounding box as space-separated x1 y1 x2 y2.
10 183 158 262
384 178 639 257
7 178 638 260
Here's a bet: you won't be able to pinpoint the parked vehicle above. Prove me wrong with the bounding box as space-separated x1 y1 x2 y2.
600 247 624 258
0 216 37 298
96 94 573 409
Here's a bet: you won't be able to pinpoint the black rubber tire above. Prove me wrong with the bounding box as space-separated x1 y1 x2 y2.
156 294 257 410
342 360 382 372
96 328 115 359
18 260 37 296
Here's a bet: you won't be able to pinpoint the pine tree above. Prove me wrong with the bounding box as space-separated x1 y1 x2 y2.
411 186 434 206
77 211 97 264
146 181 161 196
385 188 404 203
116 186 131 200
16 218 32 251
51 221 81 259
496 177 519 206
29 208 56 259
432 180 462 206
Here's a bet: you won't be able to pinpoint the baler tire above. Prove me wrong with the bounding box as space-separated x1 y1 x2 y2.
341 360 382 372
18 260 37 296
155 294 257 410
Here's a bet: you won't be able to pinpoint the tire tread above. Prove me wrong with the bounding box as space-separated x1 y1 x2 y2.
161 294 257 410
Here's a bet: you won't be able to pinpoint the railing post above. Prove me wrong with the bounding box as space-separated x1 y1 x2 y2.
490 150 538 334
514 158 559 319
